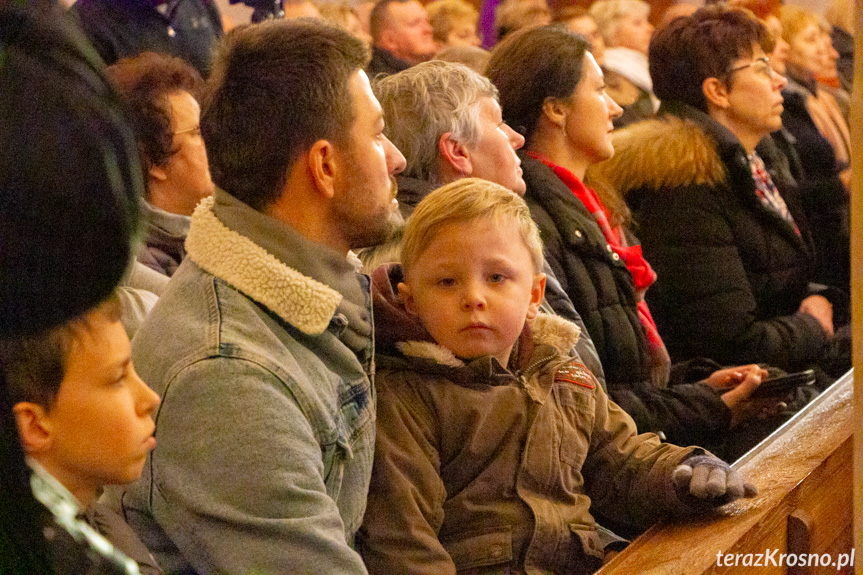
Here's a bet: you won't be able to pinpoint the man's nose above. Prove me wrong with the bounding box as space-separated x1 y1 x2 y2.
385 135 406 175
505 122 525 150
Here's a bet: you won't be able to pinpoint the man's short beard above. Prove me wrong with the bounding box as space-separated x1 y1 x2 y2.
336 140 402 249
346 177 403 250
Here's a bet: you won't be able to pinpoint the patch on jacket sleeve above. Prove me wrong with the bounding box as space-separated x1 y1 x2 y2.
554 362 595 389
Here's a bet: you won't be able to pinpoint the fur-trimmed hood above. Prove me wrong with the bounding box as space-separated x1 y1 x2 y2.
371 263 580 371
587 115 729 198
185 196 343 336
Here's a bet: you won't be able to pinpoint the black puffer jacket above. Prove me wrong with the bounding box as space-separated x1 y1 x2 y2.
780 83 850 291
521 151 731 449
593 103 827 373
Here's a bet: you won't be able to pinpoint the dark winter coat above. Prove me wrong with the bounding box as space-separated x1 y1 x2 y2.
521 151 732 448
780 80 850 290
594 103 827 373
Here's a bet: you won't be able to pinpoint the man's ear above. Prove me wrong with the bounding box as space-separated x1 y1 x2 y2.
438 132 473 177
397 281 416 315
540 97 567 129
307 139 339 199
526 273 546 320
12 402 53 456
702 77 730 109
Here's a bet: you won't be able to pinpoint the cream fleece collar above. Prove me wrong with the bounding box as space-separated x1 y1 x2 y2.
185 196 342 335
398 313 581 367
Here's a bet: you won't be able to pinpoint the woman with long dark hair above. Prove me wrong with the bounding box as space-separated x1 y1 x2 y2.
487 24 786 459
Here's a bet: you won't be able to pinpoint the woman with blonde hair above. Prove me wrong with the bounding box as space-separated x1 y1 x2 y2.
589 0 657 127
425 0 480 49
825 0 853 92
781 6 850 180
777 4 851 290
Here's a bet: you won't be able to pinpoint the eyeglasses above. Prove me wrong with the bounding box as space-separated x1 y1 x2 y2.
726 57 774 80
173 125 201 137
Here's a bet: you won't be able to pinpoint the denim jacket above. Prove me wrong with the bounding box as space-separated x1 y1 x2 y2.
119 191 374 574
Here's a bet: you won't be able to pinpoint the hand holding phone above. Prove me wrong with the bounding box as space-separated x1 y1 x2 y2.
749 369 815 398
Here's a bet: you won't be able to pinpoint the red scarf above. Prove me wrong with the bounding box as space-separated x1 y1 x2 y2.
527 152 667 360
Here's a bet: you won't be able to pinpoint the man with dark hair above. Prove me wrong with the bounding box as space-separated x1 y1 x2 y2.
107 52 213 277
368 0 436 76
116 19 405 574
71 0 222 77
593 6 849 380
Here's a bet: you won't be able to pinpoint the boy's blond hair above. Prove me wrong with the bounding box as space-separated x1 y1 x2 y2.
401 178 544 276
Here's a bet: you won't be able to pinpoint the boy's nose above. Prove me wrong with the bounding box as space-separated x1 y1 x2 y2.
461 283 487 310
134 369 161 415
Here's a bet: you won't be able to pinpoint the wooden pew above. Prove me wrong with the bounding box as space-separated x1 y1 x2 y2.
599 371 854 575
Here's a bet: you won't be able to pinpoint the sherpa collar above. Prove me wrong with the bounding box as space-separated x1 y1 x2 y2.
185 196 343 335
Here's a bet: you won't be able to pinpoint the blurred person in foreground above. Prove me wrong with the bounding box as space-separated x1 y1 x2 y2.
0 5 161 573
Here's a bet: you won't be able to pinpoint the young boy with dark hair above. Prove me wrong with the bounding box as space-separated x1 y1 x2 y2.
2 297 162 575
0 5 162 573
361 178 756 575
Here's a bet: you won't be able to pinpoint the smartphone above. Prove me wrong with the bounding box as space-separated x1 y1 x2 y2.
750 369 816 398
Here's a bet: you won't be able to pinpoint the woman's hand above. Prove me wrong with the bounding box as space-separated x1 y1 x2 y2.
799 294 834 338
702 364 767 392
703 365 783 427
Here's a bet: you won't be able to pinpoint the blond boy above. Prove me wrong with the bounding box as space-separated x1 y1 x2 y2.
360 179 756 575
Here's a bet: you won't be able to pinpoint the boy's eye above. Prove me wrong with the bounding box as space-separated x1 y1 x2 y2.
488 273 505 283
437 278 456 287
109 361 132 386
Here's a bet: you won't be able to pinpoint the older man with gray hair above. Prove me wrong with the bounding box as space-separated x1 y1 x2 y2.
373 60 523 212
368 60 605 385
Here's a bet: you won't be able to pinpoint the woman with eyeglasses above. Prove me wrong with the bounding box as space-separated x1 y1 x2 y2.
591 6 850 388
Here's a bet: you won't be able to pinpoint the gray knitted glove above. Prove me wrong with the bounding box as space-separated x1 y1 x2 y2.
673 452 757 503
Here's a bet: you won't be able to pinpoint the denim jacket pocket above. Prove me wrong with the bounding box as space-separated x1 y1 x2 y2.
321 435 351 503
